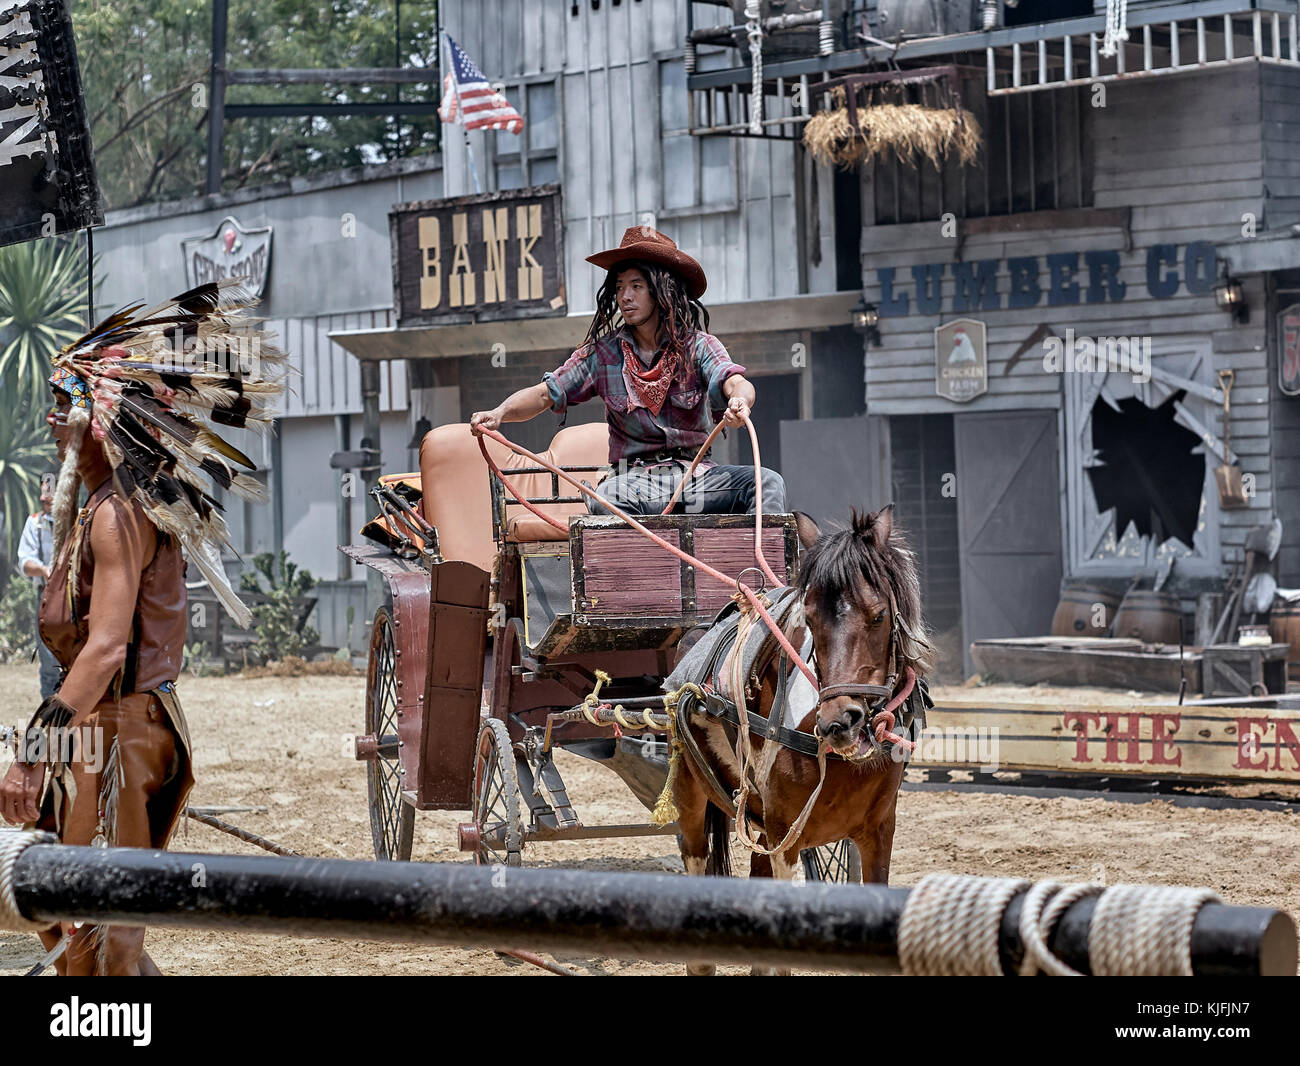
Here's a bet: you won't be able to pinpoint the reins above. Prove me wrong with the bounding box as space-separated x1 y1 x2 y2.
475 419 916 753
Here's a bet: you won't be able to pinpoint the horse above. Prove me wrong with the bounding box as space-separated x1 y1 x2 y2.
670 504 934 976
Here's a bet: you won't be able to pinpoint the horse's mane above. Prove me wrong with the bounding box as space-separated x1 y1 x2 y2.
795 507 935 676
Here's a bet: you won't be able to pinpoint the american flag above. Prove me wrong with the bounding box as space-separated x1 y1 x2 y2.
438 34 524 135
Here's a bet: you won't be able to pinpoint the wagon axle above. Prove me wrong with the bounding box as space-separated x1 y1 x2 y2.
353 733 400 762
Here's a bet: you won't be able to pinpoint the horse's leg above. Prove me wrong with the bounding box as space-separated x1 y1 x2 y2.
675 763 718 977
853 790 900 885
746 825 797 977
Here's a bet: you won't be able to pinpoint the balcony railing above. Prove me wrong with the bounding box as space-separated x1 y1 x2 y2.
685 0 1300 137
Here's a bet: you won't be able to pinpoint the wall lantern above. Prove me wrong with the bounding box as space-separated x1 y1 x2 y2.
851 296 882 347
1214 277 1248 323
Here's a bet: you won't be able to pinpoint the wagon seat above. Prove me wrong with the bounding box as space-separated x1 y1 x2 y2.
417 421 610 574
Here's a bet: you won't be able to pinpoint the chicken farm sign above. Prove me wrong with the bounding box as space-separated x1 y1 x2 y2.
936 318 987 402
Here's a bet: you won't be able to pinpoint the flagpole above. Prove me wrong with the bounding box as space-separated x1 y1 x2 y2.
443 31 482 194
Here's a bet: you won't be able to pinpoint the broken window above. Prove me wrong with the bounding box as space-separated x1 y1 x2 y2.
1086 390 1206 550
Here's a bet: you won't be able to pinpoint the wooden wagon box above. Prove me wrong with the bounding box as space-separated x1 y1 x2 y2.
570 514 799 629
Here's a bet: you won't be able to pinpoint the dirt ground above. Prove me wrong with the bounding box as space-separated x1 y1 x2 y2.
2 661 1298 976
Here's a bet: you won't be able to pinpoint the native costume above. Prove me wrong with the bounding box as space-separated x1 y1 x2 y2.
21 279 283 975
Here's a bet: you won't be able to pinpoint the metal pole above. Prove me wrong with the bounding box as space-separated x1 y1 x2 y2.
5 845 1295 976
206 0 228 195
443 31 482 194
335 413 352 582
84 227 93 326
359 361 384 619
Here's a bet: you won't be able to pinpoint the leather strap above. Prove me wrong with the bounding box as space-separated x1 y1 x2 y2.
815 681 895 705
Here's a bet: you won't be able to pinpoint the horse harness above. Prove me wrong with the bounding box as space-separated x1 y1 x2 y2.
664 586 932 819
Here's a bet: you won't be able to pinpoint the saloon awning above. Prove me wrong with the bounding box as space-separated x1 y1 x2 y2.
328 291 861 361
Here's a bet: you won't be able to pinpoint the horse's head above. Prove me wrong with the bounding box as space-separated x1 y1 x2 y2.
793 506 932 758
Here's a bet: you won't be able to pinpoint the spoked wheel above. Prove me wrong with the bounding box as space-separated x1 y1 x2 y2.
365 608 415 861
801 840 863 883
472 718 524 867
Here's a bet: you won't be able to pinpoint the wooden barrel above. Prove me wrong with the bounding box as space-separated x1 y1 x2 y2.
1268 602 1300 679
1111 589 1183 644
1050 584 1121 637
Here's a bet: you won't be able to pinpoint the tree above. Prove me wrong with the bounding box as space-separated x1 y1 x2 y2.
73 0 442 209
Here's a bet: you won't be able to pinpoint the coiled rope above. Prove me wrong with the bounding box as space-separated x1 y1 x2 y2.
0 829 56 933
898 873 1220 976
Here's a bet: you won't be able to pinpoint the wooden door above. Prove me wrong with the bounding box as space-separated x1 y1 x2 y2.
954 410 1064 676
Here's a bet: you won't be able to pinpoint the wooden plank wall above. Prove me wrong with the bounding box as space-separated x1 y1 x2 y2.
860 65 1272 568
270 308 405 417
439 0 834 313
1262 63 1300 226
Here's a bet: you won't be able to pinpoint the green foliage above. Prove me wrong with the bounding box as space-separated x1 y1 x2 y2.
0 238 92 398
0 578 39 665
74 0 442 209
0 237 91 560
238 550 318 662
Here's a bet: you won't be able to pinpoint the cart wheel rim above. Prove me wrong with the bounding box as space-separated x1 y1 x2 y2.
365 609 413 861
801 840 863 883
472 718 523 867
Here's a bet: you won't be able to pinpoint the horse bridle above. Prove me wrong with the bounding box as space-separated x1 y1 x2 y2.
810 589 905 747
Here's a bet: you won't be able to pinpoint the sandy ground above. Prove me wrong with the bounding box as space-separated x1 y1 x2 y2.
2 661 1298 976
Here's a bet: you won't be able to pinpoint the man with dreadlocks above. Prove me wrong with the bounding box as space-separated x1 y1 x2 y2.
0 280 282 975
471 227 786 515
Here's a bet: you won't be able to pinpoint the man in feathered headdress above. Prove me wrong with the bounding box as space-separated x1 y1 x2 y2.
0 280 283 975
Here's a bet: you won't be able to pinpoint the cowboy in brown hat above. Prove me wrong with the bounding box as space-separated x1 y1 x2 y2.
470 226 786 516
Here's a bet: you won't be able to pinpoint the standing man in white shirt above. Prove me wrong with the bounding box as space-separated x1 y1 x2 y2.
16 473 58 698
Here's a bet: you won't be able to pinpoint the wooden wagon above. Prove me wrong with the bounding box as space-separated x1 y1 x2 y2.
340 421 861 883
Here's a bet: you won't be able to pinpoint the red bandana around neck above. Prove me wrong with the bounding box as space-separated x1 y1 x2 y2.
620 334 680 415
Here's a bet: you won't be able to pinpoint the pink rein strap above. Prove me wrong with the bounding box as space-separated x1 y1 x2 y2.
475 426 914 751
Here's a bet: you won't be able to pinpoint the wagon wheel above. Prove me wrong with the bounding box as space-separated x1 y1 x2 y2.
365 607 415 861
472 718 524 867
800 840 863 883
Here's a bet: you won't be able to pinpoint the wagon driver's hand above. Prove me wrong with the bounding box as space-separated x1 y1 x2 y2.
469 409 502 437
722 396 750 430
0 759 46 826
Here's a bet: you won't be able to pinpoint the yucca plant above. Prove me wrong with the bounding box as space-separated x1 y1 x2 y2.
0 237 91 400
0 237 95 569
0 402 55 575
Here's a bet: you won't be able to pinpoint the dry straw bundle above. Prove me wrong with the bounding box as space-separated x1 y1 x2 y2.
803 88 982 171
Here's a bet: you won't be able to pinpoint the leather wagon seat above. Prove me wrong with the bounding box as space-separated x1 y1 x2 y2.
417 421 609 573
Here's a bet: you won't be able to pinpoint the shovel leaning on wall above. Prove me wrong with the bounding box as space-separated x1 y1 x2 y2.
1215 369 1249 509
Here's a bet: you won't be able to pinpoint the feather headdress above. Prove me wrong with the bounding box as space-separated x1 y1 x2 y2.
50 279 286 628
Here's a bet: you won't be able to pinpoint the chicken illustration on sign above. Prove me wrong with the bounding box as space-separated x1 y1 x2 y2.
936 318 987 402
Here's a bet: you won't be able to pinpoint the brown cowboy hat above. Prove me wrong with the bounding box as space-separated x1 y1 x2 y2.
586 226 707 300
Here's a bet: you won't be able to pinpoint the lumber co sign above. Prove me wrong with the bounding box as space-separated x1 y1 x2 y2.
390 184 567 327
874 241 1219 317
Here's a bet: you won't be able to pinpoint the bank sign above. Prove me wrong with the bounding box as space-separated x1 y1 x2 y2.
874 241 1219 317
391 184 567 327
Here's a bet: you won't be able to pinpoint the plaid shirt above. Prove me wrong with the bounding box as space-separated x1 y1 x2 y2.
544 328 746 463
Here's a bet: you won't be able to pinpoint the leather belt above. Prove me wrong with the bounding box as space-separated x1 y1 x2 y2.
630 448 699 467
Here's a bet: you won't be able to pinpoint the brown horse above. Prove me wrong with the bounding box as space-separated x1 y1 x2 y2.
673 505 933 975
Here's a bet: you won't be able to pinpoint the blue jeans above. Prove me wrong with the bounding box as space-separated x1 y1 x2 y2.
588 461 787 516
36 619 60 699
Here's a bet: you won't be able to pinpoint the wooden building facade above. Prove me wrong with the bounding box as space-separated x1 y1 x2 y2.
682 0 1300 676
